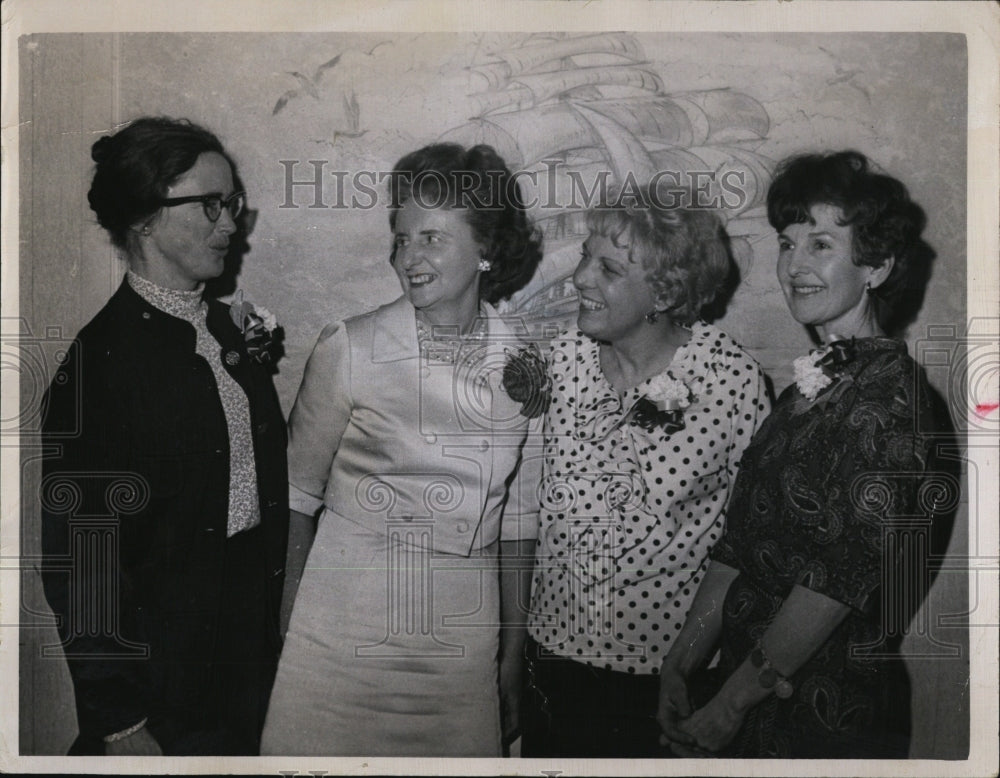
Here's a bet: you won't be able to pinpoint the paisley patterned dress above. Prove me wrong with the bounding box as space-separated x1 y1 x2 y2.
711 337 939 757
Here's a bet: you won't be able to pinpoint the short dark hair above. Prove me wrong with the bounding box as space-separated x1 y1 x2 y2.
87 117 230 251
767 150 934 334
388 143 543 304
585 185 735 326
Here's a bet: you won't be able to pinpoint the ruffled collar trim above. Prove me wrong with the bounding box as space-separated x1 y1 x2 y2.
571 321 708 442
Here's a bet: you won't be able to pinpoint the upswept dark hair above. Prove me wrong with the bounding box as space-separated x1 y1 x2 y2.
87 116 230 251
585 185 735 326
387 143 543 304
766 150 934 334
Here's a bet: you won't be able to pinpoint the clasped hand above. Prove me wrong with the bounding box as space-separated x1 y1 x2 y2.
656 666 744 757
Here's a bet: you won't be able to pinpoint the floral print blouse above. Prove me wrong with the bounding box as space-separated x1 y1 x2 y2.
527 322 770 674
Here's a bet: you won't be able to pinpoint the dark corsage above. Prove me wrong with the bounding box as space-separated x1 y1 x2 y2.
501 344 551 419
792 340 856 401
630 372 692 434
230 290 278 365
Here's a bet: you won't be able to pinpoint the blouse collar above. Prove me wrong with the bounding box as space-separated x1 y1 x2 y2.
839 335 906 358
572 321 710 442
371 295 508 363
812 335 908 377
126 270 205 320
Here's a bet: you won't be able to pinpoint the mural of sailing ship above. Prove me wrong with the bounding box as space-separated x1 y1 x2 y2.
438 32 776 334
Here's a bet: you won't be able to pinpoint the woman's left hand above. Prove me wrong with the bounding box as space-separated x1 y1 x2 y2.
669 696 746 757
499 651 523 745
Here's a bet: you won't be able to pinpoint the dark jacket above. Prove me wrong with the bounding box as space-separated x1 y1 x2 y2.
40 279 289 752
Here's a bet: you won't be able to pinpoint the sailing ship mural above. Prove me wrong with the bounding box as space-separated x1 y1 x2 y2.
438 32 775 335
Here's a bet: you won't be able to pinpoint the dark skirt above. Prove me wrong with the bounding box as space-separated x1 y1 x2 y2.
519 637 674 758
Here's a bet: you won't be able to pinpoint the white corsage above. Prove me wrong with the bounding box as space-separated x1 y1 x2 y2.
646 372 692 412
255 306 278 332
631 372 693 434
792 352 833 401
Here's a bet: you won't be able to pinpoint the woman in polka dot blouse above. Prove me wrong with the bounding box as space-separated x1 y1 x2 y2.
520 185 770 757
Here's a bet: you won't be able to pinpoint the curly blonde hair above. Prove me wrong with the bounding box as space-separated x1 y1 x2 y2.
585 185 735 325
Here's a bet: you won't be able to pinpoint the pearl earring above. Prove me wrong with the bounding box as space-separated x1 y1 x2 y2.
478 258 492 272
645 309 660 324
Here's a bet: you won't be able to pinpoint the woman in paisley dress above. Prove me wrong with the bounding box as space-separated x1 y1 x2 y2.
657 150 939 758
521 185 770 757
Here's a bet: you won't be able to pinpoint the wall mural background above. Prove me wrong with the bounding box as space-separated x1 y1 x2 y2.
17 31 972 758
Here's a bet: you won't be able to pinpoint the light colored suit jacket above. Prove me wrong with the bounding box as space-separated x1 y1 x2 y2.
288 295 541 556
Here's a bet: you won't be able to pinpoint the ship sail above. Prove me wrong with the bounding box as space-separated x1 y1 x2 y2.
441 91 767 168
518 145 773 226
670 89 770 142
471 64 664 116
569 102 659 184
443 32 775 326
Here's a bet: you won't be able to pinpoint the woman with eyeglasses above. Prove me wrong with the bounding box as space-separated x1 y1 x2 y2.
40 117 289 755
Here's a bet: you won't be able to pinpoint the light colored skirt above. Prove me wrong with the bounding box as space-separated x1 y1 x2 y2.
261 509 502 756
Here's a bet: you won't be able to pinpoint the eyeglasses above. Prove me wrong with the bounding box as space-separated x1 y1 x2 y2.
159 191 246 222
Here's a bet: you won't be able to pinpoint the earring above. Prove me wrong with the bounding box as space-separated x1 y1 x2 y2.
865 281 873 295
645 309 660 324
140 225 152 236
478 258 492 272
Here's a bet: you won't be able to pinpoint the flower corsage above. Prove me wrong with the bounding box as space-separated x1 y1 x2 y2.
630 372 692 434
501 343 551 419
230 290 279 365
792 353 832 401
792 340 856 403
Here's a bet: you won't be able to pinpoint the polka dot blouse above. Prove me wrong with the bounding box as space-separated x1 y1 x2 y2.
527 322 770 675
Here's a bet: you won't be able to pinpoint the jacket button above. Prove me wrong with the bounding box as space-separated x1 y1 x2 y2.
225 351 241 366
456 520 469 534
257 422 268 434
479 440 490 452
401 515 414 522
